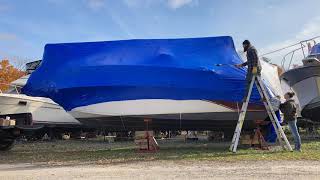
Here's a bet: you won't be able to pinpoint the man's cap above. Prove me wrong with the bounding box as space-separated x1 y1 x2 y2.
242 40 251 45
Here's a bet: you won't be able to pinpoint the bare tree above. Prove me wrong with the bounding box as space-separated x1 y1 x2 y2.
8 56 32 71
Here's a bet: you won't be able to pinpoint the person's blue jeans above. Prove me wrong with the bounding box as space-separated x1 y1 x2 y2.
287 120 301 150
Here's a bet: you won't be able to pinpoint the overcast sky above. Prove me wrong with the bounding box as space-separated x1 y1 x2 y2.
0 0 320 67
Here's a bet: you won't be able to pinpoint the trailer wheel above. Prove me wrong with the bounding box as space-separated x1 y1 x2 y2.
0 139 15 151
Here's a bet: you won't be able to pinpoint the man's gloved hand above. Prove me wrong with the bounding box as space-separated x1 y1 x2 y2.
252 66 258 74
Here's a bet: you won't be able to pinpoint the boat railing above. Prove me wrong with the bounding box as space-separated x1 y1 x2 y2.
281 36 320 71
0 83 23 94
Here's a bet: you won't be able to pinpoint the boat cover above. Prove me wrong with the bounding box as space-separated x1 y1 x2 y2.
310 43 320 55
22 36 272 111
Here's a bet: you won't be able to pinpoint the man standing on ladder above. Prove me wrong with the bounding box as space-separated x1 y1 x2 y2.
230 40 292 153
235 40 262 100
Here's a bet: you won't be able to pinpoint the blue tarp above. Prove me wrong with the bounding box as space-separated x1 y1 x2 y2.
310 43 320 55
265 111 282 143
23 36 264 111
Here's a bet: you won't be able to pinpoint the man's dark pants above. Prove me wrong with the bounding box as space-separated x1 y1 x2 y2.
244 69 261 101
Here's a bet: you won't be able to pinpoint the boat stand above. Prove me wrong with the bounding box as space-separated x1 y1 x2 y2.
251 121 269 150
135 119 159 153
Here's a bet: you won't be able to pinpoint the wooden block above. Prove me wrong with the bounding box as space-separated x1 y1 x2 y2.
240 135 252 145
251 138 260 145
251 134 260 145
105 136 115 143
0 119 10 126
240 134 261 145
9 120 16 126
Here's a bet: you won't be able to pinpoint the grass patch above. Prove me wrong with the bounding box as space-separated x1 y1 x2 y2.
0 140 319 165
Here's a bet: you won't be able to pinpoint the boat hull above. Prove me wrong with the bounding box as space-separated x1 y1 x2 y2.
301 97 320 121
74 112 267 131
70 99 267 130
0 93 80 126
281 65 320 122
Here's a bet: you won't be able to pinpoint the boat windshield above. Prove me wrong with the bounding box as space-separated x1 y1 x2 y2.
0 84 22 94
310 43 320 55
307 54 320 59
26 60 42 74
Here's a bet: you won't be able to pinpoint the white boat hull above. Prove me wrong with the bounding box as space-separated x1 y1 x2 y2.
280 65 320 121
70 99 267 130
0 93 80 125
70 99 235 117
67 60 281 130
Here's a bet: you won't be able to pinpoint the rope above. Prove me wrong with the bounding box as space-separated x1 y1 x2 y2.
179 113 182 129
236 102 240 115
120 115 126 131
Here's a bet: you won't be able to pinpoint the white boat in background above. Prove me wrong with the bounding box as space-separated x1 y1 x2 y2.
0 61 80 126
280 38 320 122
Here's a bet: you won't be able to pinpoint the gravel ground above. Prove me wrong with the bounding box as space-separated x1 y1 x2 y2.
0 160 319 180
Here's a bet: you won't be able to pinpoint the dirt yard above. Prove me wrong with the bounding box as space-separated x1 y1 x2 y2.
0 160 319 180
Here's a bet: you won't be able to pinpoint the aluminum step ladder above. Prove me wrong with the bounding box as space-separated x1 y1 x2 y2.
230 74 293 153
